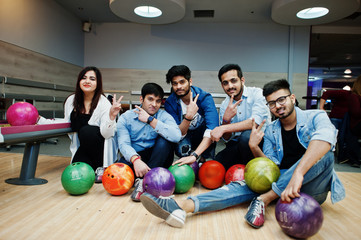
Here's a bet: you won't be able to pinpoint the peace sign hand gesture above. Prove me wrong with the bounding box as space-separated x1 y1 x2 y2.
185 92 199 121
223 95 242 123
134 105 149 123
109 94 123 120
249 118 266 149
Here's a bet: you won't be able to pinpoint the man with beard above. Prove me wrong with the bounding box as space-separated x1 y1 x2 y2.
139 79 345 229
164 65 219 165
210 64 271 170
117 83 181 201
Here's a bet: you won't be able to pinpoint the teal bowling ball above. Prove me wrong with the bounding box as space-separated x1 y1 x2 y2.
61 162 95 195
168 164 195 194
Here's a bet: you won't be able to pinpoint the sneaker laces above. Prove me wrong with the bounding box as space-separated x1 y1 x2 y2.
95 167 104 175
135 179 143 192
159 195 175 199
250 198 265 218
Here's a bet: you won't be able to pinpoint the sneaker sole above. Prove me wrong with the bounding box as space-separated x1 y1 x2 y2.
140 194 184 228
244 216 263 229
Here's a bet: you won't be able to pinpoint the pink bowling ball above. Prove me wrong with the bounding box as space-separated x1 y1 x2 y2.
6 102 39 126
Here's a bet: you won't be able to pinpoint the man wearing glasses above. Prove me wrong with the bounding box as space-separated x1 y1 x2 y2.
210 63 271 170
140 79 345 229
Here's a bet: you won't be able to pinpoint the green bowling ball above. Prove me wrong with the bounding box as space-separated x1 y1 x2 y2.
244 157 280 193
168 164 195 194
61 162 95 195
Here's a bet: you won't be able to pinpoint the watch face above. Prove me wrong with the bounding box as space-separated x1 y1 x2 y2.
147 116 154 124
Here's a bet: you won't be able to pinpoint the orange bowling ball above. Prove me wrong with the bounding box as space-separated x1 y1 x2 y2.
102 163 134 195
198 160 226 189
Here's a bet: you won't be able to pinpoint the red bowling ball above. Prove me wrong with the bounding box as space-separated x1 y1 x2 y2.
6 102 39 126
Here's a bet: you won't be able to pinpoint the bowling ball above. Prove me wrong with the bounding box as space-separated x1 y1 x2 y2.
143 167 175 197
61 162 95 195
198 160 226 189
6 102 39 126
189 161 199 179
275 192 324 238
225 164 246 184
244 157 280 193
168 164 195 194
102 163 134 196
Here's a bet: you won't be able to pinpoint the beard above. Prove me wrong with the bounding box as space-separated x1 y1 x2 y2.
176 87 190 98
228 84 243 100
276 103 295 119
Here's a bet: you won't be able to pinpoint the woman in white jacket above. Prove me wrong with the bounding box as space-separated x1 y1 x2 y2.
38 66 123 182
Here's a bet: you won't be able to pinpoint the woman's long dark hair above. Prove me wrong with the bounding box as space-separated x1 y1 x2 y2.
73 66 104 116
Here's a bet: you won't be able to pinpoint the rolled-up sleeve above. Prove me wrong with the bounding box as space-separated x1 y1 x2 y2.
154 111 181 143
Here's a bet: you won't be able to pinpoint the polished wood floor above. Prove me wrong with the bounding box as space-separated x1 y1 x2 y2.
0 152 360 240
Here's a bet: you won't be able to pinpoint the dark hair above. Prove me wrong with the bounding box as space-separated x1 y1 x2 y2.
141 83 164 99
218 63 243 82
166 65 191 84
263 79 291 97
73 66 104 116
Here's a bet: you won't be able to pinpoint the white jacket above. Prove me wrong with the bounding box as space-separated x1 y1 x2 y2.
38 94 118 167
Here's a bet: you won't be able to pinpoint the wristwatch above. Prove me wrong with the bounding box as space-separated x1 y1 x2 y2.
190 151 199 159
147 115 154 124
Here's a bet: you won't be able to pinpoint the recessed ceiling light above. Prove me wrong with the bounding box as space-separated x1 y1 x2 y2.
297 7 329 19
344 69 352 74
134 6 162 18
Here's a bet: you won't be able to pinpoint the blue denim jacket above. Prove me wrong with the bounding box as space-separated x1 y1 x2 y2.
263 107 345 203
165 86 219 130
117 108 181 162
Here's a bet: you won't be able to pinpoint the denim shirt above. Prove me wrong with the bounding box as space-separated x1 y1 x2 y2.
117 108 181 162
263 107 345 203
219 85 271 142
165 86 219 131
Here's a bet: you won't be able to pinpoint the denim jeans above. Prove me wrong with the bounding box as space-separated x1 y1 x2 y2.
118 136 175 170
175 121 215 159
189 151 337 213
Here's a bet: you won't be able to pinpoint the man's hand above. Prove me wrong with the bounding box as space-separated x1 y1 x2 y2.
109 94 123 120
172 155 197 166
185 93 199 120
249 118 265 149
223 95 242 123
281 171 302 202
134 105 149 123
133 159 151 178
210 126 224 142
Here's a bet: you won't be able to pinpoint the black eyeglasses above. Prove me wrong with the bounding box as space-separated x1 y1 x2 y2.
266 94 291 109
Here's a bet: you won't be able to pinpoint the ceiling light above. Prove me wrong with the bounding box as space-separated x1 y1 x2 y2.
109 0 185 24
271 0 359 26
296 7 329 19
134 6 162 18
344 69 352 74
343 85 351 91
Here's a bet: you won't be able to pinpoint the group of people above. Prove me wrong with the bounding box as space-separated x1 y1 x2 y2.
320 75 361 168
39 63 347 229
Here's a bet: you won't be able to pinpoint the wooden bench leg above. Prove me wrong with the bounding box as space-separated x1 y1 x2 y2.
5 142 48 185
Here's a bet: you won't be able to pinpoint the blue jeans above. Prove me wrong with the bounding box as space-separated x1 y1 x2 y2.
175 121 216 159
118 136 175 169
189 151 335 213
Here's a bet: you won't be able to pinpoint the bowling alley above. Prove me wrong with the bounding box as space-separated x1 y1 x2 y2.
1 0 361 239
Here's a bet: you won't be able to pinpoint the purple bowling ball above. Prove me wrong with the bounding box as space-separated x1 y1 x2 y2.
275 192 323 239
189 161 199 178
143 167 175 197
